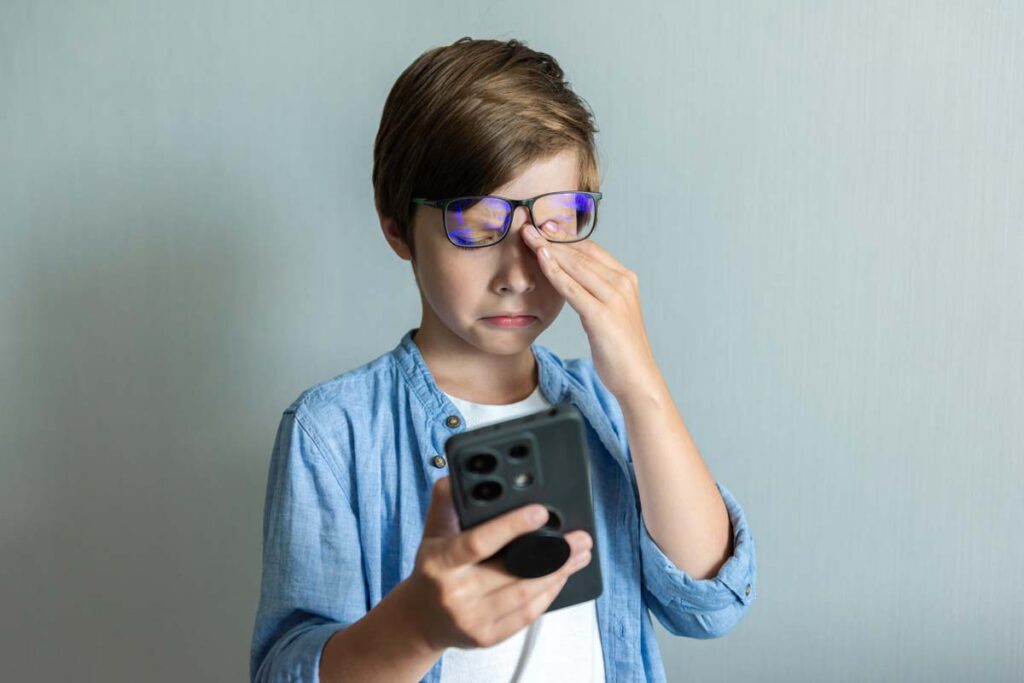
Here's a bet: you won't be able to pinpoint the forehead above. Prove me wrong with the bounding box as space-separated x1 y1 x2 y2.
489 149 579 200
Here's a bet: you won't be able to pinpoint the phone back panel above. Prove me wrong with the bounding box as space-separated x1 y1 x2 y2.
444 402 603 612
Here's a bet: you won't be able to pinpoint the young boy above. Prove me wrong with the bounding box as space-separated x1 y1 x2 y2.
250 37 756 683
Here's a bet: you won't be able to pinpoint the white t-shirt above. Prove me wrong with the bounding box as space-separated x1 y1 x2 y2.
438 384 605 683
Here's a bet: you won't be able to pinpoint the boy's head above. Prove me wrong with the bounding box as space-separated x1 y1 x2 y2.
373 37 602 359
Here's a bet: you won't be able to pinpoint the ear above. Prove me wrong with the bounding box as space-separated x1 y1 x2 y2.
379 211 414 262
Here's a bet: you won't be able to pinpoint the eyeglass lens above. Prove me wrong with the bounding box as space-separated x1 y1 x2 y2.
445 192 597 247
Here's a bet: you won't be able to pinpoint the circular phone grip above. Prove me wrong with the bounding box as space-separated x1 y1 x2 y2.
497 528 572 578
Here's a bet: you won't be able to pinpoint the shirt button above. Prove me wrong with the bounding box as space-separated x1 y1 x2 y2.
431 455 447 468
745 584 751 596
445 415 461 428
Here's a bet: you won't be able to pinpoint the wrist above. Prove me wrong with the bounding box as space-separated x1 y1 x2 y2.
616 371 671 411
385 577 447 658
318 577 444 683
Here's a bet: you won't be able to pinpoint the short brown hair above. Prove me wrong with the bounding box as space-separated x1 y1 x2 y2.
372 36 602 258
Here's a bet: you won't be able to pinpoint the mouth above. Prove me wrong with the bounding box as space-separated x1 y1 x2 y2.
480 315 538 329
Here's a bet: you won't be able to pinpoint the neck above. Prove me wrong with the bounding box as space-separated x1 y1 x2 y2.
412 319 539 405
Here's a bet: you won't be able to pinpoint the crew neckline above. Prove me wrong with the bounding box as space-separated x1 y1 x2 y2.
442 383 542 408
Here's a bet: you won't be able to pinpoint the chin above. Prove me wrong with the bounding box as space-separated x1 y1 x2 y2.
471 320 543 350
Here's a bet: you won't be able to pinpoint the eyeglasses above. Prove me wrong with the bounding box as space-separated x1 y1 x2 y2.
411 191 603 249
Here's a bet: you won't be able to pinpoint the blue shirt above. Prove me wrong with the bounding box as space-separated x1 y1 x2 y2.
250 328 757 682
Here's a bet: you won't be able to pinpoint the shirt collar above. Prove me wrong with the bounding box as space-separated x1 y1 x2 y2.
392 326 634 500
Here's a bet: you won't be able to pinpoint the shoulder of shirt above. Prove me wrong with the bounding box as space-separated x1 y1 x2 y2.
280 347 398 431
538 349 627 449
557 353 628 447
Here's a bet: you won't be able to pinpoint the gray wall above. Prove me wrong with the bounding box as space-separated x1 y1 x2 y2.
2 2 1021 681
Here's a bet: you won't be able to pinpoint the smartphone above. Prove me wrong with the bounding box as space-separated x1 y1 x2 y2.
444 402 603 613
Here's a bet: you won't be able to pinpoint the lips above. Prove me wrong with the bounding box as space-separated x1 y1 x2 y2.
481 314 538 329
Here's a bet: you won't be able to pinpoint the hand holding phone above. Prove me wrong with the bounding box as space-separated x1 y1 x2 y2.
398 476 593 652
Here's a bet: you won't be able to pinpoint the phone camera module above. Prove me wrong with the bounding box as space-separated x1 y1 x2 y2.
471 480 503 502
508 444 529 460
465 452 497 475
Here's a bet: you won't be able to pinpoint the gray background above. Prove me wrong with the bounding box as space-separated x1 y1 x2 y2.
2 1 1021 681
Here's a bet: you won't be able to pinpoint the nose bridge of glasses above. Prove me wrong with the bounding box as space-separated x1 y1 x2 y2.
508 201 535 232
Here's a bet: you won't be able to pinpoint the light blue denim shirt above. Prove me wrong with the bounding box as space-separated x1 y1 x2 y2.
250 328 757 682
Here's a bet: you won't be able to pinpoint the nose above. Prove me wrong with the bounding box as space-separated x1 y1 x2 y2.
494 206 538 293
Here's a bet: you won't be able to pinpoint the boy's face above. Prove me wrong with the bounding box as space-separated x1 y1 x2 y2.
382 149 579 357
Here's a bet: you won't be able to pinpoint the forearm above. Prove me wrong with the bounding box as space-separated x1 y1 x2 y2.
617 371 733 580
319 579 444 683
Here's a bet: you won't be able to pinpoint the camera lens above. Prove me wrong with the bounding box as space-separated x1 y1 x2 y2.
471 480 502 501
508 444 529 460
465 452 497 474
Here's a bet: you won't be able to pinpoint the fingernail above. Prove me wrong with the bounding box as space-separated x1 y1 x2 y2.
528 505 548 523
542 222 558 232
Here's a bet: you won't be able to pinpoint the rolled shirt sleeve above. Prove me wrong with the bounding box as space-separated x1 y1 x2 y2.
250 407 367 682
639 480 757 639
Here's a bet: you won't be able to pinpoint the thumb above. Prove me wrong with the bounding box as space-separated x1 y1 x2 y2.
422 476 461 539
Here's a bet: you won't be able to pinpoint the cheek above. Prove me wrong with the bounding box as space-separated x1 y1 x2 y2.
420 257 481 308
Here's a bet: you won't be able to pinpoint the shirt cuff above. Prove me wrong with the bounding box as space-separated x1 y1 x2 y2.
252 620 346 683
639 480 756 613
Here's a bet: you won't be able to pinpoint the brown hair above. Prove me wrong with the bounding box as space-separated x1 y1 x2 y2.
372 36 602 259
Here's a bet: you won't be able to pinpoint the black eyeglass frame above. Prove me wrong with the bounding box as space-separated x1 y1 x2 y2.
411 190 603 249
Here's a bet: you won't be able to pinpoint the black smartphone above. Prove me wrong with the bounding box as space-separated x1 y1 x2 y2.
444 402 603 613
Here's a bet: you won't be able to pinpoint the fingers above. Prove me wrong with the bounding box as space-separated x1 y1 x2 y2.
545 243 621 301
469 529 593 595
535 220 628 276
521 224 601 314
488 543 593 636
441 502 551 568
422 477 463 540
571 237 631 275
522 223 624 302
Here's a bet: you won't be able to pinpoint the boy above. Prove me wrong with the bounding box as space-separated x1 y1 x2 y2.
250 36 756 683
